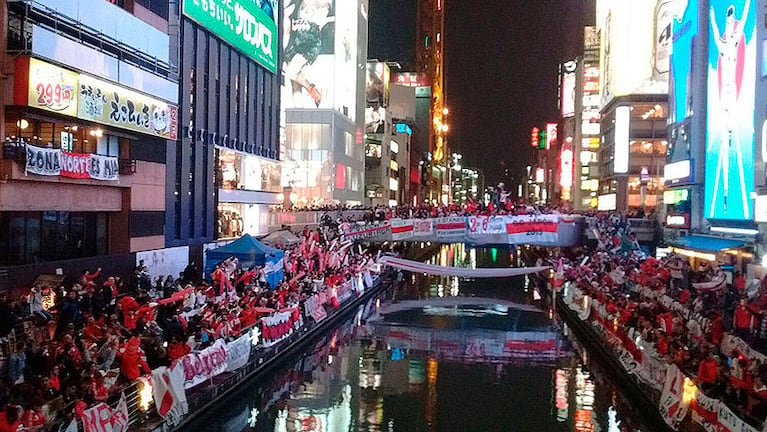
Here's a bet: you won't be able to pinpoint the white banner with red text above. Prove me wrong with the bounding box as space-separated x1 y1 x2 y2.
180 339 228 389
82 393 129 432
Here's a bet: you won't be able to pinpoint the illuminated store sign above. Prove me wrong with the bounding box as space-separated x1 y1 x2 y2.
546 123 558 150
665 213 690 228
598 193 617 211
614 106 630 173
561 60 577 118
17 57 178 140
560 148 574 188
704 0 755 221
663 159 691 183
182 0 277 74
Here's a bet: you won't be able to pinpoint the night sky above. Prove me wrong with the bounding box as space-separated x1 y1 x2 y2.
369 0 594 188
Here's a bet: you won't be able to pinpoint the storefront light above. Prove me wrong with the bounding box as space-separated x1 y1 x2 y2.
16 119 29 129
670 247 716 262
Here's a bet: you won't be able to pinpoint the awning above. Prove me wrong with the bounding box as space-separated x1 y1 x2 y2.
669 235 750 253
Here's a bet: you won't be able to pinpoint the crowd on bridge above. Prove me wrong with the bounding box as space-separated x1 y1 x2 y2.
555 213 767 428
0 225 382 431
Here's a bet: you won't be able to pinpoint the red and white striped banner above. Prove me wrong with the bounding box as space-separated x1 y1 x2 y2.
390 219 414 240
505 215 559 244
436 217 467 237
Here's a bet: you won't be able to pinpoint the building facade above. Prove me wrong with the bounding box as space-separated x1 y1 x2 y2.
0 0 178 289
594 0 670 214
280 0 368 207
416 0 447 204
170 0 281 258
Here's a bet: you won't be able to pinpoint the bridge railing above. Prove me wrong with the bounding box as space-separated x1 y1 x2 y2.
583 217 658 243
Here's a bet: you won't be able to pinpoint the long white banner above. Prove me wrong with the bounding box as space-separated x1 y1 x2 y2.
379 256 550 278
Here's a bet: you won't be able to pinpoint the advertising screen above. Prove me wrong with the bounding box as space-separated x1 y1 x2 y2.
704 0 755 221
365 62 390 134
282 0 358 120
669 0 698 124
599 1 670 108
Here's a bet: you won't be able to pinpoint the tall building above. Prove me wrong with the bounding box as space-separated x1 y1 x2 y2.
573 27 602 211
363 62 415 206
594 0 670 214
0 0 178 290
280 0 369 207
170 0 281 258
416 0 447 204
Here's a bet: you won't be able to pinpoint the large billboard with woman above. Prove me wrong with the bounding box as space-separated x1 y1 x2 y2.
704 0 755 221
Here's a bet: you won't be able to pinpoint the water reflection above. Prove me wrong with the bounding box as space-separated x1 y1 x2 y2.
188 246 648 432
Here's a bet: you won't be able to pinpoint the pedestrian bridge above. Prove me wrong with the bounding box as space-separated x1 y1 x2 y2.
266 211 658 247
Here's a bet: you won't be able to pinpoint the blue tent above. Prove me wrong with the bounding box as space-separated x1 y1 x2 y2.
205 234 285 288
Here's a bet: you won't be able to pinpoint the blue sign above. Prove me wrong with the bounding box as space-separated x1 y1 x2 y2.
394 123 412 135
669 0 698 124
705 0 756 221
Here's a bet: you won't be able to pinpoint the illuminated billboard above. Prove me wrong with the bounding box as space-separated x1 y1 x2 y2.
282 0 359 120
669 0 698 124
614 106 630 173
599 1 670 108
546 123 558 150
560 148 574 189
705 0 755 221
365 62 390 134
182 0 278 73
560 61 577 118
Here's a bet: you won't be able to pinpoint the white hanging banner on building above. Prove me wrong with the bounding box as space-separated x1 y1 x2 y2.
25 144 61 176
89 154 120 181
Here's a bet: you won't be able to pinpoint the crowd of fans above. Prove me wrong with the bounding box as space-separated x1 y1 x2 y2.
558 215 767 427
0 224 379 431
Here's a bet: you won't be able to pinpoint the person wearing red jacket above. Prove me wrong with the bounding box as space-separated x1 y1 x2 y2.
734 299 754 341
20 404 45 430
697 352 719 392
0 406 21 432
167 337 191 361
118 337 151 381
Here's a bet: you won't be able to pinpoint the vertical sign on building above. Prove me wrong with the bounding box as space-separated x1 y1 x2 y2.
614 106 630 173
669 0 698 125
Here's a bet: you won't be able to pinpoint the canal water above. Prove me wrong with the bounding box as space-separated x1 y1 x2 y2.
185 245 650 432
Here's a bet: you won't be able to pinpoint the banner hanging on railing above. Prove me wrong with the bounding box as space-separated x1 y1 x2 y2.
506 214 559 244
260 310 297 347
436 217 467 237
342 223 391 241
151 362 188 426
180 339 228 389
225 334 252 372
390 219 414 240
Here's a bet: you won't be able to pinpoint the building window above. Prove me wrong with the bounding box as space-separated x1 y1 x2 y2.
0 212 108 265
